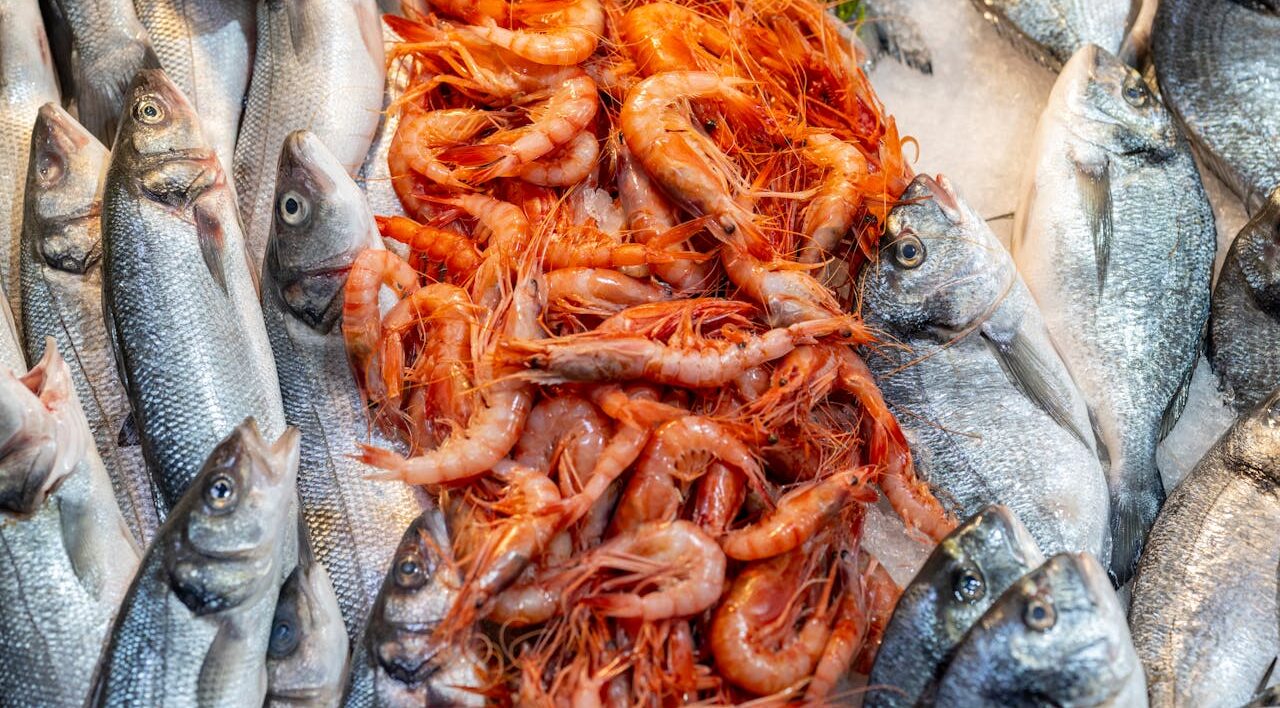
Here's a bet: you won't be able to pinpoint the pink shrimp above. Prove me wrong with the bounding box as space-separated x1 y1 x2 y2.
689 462 745 536
377 282 475 404
722 242 847 328
852 553 902 674
799 133 870 263
467 0 603 66
545 268 670 317
541 218 708 271
720 466 877 561
616 142 714 291
342 248 419 391
376 215 483 282
518 129 600 186
805 553 873 702
389 107 496 218
513 394 610 478
618 2 731 76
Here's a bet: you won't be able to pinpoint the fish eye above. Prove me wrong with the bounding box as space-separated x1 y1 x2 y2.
952 564 986 602
394 551 427 590
204 474 237 513
135 98 165 125
893 234 925 269
268 617 299 658
1023 596 1056 631
278 191 310 227
1122 78 1149 107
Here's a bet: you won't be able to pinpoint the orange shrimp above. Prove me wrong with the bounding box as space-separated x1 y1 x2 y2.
377 282 475 403
618 2 731 76
518 129 600 187
467 0 603 66
616 142 714 291
720 466 877 561
852 553 902 674
689 462 745 536
545 268 669 317
513 394 609 478
389 107 496 215
805 553 873 702
424 0 508 24
376 215 483 282
799 133 869 264
342 248 419 391
722 242 847 327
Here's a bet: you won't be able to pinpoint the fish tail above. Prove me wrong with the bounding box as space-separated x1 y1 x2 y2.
1107 488 1160 587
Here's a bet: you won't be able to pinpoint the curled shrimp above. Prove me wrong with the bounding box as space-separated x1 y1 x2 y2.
378 283 476 404
690 462 745 536
545 268 670 318
389 107 496 212
342 248 419 390
619 2 730 76
518 129 600 187
467 0 603 66
799 133 869 264
513 394 609 479
720 466 878 561
722 242 847 327
617 142 714 291
377 215 483 282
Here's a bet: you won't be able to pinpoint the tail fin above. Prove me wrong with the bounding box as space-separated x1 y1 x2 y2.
1108 494 1154 586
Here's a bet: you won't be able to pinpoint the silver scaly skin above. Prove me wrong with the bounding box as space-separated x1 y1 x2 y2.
356 21 409 222
262 129 430 641
91 420 300 707
866 505 1046 708
101 68 286 511
861 174 1111 562
1153 0 1280 215
1012 44 1216 586
1129 389 1280 707
234 0 386 268
0 298 20 372
969 0 1137 70
0 0 60 329
19 103 160 546
935 552 1147 707
0 343 141 707
266 533 350 708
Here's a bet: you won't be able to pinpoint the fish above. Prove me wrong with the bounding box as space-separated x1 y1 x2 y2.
934 552 1147 707
39 0 154 143
100 68 287 511
356 22 408 222
1117 0 1157 68
0 296 21 371
1208 187 1280 412
265 533 350 708
860 173 1112 562
1129 388 1280 707
261 129 429 640
0 0 60 324
233 0 386 267
90 419 300 707
345 509 486 707
0 343 141 706
19 102 160 546
856 0 935 75
1011 43 1216 585
1153 0 1280 214
865 505 1046 707
134 0 256 178
969 0 1137 70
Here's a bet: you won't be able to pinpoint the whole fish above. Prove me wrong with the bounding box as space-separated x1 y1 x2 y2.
1129 390 1280 707
265 536 350 708
860 173 1111 561
345 510 486 707
1153 0 1280 214
39 0 153 143
934 552 1147 707
101 68 286 510
1208 187 1280 412
866 505 1046 708
91 420 299 707
234 0 385 267
0 0 60 323
19 102 159 545
262 130 429 641
1012 44 1215 585
134 0 256 177
0 344 141 706
969 0 1136 70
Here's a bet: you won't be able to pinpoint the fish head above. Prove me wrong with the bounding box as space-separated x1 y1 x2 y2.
1057 44 1177 157
0 342 88 515
266 130 380 333
114 69 220 207
265 560 350 704
25 103 109 275
166 420 300 615
862 174 1013 334
1229 187 1280 311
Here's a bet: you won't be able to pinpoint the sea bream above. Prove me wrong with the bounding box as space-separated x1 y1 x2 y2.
969 0 1137 70
860 173 1111 562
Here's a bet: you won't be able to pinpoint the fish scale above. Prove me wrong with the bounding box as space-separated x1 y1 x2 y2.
970 0 1135 70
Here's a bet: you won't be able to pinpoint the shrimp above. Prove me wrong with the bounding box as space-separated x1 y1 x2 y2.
720 466 877 561
595 299 757 338
545 268 670 317
799 133 869 264
378 282 475 404
467 0 603 66
518 129 600 186
617 142 714 291
513 394 609 478
389 108 496 215
618 2 730 76
487 573 561 627
689 462 745 536
722 242 847 327
805 555 872 702
376 215 483 282
425 0 508 24
342 248 420 391
541 219 708 270
852 553 901 674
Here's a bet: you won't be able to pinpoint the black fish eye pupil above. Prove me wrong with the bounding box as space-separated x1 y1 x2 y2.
902 244 916 258
285 197 299 214
211 480 231 498
399 559 418 576
273 620 291 642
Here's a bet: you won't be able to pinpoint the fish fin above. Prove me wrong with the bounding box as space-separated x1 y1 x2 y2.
1073 155 1113 292
981 328 1090 448
192 205 229 295
117 414 141 448
102 289 131 395
1158 357 1196 441
1087 406 1113 472
1255 657 1277 698
1108 495 1147 586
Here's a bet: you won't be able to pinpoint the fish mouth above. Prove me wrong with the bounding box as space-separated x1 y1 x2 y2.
229 420 300 485
0 345 84 514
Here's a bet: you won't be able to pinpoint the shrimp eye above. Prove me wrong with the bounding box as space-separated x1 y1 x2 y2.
1122 77 1149 107
1023 596 1056 631
203 474 237 513
268 617 299 658
703 119 718 133
278 190 310 227
395 552 427 590
893 235 925 269
135 98 165 124
952 564 986 602
767 433 780 444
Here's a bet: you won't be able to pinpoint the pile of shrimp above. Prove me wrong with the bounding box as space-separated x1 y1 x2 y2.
346 0 956 702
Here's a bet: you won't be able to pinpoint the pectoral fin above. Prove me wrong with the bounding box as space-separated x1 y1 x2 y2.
117 414 140 448
1074 156 1113 292
982 328 1090 448
193 204 229 295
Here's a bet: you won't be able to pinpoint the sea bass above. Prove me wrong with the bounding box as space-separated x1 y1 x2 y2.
934 552 1147 707
356 22 408 221
101 68 286 510
866 506 1046 707
265 536 349 708
861 173 1111 561
91 420 299 707
234 0 385 267
1129 389 1280 707
1208 187 1280 412
0 344 141 706
261 130 428 640
1013 44 1215 585
19 103 159 545
1153 0 1280 214
969 0 1136 70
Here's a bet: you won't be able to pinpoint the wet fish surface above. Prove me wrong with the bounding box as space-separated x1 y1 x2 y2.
19 103 159 545
866 505 1046 707
861 173 1111 561
1153 0 1280 214
1129 390 1280 707
0 345 141 707
91 420 299 707
265 535 349 708
1013 44 1215 585
969 0 1136 70
0 298 21 372
356 22 408 221
234 0 386 267
262 130 429 640
1209 187 1280 412
934 552 1147 706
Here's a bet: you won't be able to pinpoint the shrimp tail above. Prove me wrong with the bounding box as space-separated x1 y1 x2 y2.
579 594 636 617
358 444 411 480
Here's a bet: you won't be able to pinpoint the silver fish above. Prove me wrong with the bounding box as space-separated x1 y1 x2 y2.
866 505 1046 707
39 0 153 143
1012 44 1216 585
91 420 299 707
262 129 428 640
0 296 21 371
0 343 141 707
861 173 1111 561
970 0 1137 70
19 102 160 546
1129 389 1280 707
345 509 486 707
101 68 286 511
856 0 935 75
356 22 408 222
266 536 350 708
0 0 60 325
1153 0 1280 214
935 552 1147 707
234 0 386 267
134 0 256 178
1208 187 1280 412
